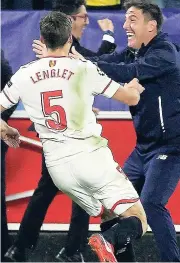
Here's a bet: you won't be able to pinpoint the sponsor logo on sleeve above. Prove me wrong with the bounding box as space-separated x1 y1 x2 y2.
7 81 13 87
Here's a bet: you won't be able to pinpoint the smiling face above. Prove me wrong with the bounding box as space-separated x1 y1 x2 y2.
71 5 89 40
123 6 157 49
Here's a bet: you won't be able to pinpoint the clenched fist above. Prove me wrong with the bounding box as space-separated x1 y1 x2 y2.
125 78 145 94
98 19 114 32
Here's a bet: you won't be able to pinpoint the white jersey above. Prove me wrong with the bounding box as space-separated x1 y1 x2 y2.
1 57 120 165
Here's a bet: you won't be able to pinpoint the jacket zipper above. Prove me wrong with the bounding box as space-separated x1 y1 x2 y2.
158 96 166 133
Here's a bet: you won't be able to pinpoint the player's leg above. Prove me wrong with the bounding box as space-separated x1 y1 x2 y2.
116 148 145 262
47 148 146 262
140 150 180 262
99 148 144 262
47 149 119 261
88 162 147 262
5 154 59 262
89 200 147 262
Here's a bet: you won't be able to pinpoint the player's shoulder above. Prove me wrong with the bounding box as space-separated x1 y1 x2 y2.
68 57 89 71
69 56 87 65
20 59 38 70
16 60 39 76
12 60 38 82
83 60 106 77
75 58 98 71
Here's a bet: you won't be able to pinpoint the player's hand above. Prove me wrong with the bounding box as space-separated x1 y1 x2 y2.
98 19 114 32
125 78 145 94
1 121 20 148
70 46 85 60
32 40 48 59
92 107 100 116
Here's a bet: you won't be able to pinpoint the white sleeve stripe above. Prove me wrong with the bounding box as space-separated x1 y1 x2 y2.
103 35 115 43
101 79 113 94
2 89 16 105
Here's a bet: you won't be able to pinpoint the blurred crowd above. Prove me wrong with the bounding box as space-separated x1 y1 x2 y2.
1 0 180 10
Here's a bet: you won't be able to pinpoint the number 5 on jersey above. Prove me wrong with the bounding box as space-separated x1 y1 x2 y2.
41 90 67 131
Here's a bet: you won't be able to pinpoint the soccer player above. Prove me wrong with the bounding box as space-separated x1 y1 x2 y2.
5 1 118 261
1 11 147 263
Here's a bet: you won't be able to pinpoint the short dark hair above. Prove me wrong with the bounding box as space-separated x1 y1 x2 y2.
40 11 72 50
52 0 86 15
124 0 163 31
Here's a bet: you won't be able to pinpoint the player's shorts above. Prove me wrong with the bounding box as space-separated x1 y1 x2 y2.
48 146 139 217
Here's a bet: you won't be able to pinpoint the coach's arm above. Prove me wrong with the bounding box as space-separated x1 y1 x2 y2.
96 43 176 82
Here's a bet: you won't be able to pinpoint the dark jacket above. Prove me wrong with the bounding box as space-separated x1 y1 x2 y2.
72 35 116 57
93 33 180 152
1 50 17 123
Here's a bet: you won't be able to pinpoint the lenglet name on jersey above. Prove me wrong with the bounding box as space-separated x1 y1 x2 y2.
30 68 74 84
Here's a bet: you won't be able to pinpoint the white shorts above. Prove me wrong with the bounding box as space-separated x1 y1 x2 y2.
48 147 139 217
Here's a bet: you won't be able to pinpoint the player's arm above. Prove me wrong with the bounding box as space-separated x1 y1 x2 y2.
111 79 144 105
86 61 144 106
0 75 21 147
0 74 20 110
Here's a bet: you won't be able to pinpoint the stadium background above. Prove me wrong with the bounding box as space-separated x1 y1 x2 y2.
1 5 180 262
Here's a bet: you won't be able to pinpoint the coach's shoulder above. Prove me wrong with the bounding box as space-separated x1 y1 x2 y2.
149 39 178 63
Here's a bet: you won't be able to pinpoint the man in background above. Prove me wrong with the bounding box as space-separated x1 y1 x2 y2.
1 50 18 261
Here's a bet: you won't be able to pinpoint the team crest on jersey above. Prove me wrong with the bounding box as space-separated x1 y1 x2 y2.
49 60 56 67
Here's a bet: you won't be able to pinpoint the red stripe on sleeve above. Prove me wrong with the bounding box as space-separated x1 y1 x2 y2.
101 79 113 94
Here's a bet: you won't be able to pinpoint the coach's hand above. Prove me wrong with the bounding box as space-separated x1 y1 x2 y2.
32 40 47 58
70 46 85 60
98 19 114 33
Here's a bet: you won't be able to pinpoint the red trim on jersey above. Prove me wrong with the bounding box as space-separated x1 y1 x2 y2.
94 205 104 218
2 89 16 105
101 80 112 94
116 165 128 179
116 165 121 171
111 198 139 212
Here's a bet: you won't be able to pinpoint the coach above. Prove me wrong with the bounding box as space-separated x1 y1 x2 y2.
88 0 180 261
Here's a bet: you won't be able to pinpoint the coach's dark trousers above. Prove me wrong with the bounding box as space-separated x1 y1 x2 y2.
123 146 180 262
14 154 89 253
